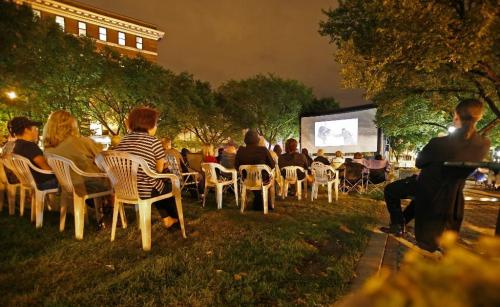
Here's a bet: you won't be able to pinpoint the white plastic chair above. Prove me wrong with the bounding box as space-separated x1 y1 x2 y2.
165 153 200 198
95 151 186 251
239 165 275 214
281 166 307 200
0 159 21 215
311 162 339 203
10 154 58 228
46 153 112 240
201 162 238 209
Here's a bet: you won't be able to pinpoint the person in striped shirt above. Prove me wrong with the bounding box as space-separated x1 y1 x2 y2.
115 107 179 229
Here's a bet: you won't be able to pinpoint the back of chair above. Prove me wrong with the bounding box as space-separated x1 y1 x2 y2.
311 162 334 183
201 162 219 184
368 167 386 183
282 166 305 181
10 154 38 189
186 153 203 173
239 164 272 188
344 162 364 181
95 151 140 201
46 154 76 194
165 154 182 178
0 160 9 184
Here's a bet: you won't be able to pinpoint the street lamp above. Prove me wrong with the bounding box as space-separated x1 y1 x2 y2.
6 91 17 100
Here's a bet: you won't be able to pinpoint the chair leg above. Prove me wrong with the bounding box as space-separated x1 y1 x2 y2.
282 182 288 200
138 202 152 251
0 183 4 212
297 182 302 201
94 198 103 223
35 191 44 228
335 180 339 202
327 182 332 203
311 183 315 202
233 180 239 207
216 185 223 210
111 201 120 241
7 185 16 215
19 186 26 216
240 186 246 213
304 180 308 199
119 203 128 229
74 195 86 240
270 183 275 209
202 184 208 207
59 194 68 232
263 188 268 215
30 192 36 222
135 204 140 229
174 194 187 239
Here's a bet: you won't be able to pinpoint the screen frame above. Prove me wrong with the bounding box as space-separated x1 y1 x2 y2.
299 104 382 155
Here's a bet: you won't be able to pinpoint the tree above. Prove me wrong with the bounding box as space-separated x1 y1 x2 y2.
219 74 314 146
89 50 173 135
319 0 500 145
158 72 242 146
301 97 340 116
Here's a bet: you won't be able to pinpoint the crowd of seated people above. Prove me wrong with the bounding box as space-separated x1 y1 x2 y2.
1 99 491 253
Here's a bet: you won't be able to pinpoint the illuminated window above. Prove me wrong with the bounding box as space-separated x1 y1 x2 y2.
99 27 107 41
78 21 86 36
118 32 126 46
55 16 65 31
32 9 41 19
136 36 143 49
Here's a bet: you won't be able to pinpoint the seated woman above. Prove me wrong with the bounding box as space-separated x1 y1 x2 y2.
201 144 217 163
301 148 313 169
331 150 345 170
270 144 282 165
219 144 237 169
43 110 109 196
114 106 179 229
313 149 330 165
278 138 312 182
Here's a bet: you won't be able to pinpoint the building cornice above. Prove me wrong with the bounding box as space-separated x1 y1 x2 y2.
17 0 165 41
95 40 158 56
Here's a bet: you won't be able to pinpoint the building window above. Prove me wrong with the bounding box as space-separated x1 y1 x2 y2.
118 32 126 46
32 9 41 19
78 21 86 36
55 16 65 31
136 36 143 49
99 27 107 41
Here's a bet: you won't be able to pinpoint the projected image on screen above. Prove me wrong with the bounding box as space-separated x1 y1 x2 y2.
315 118 358 147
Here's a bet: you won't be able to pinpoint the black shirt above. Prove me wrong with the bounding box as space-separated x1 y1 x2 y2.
313 156 330 165
13 139 55 184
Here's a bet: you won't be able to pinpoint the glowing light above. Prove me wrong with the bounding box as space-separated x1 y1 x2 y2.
464 196 473 201
447 126 456 133
6 91 17 99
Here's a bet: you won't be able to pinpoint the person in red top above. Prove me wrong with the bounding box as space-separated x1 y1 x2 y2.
201 144 217 163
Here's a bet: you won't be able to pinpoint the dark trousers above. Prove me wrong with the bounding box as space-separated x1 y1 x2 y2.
384 175 417 225
151 183 178 219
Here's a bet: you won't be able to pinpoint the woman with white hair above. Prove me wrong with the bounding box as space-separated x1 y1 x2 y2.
313 149 330 165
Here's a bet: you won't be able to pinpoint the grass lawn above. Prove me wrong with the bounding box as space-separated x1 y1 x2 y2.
0 192 385 306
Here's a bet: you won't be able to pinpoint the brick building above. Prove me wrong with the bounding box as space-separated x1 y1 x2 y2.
16 0 165 62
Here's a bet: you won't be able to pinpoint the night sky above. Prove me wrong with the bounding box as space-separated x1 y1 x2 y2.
78 0 366 107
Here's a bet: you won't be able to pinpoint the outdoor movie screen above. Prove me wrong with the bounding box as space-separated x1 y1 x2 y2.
301 107 378 154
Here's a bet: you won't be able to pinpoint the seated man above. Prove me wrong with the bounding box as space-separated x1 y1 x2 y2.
368 154 390 184
235 130 275 211
380 174 417 236
278 138 310 181
10 116 57 190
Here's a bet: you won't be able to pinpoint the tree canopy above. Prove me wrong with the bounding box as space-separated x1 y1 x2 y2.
319 0 500 146
218 74 315 146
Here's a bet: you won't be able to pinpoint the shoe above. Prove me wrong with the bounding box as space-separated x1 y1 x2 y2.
379 224 405 236
162 217 179 229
